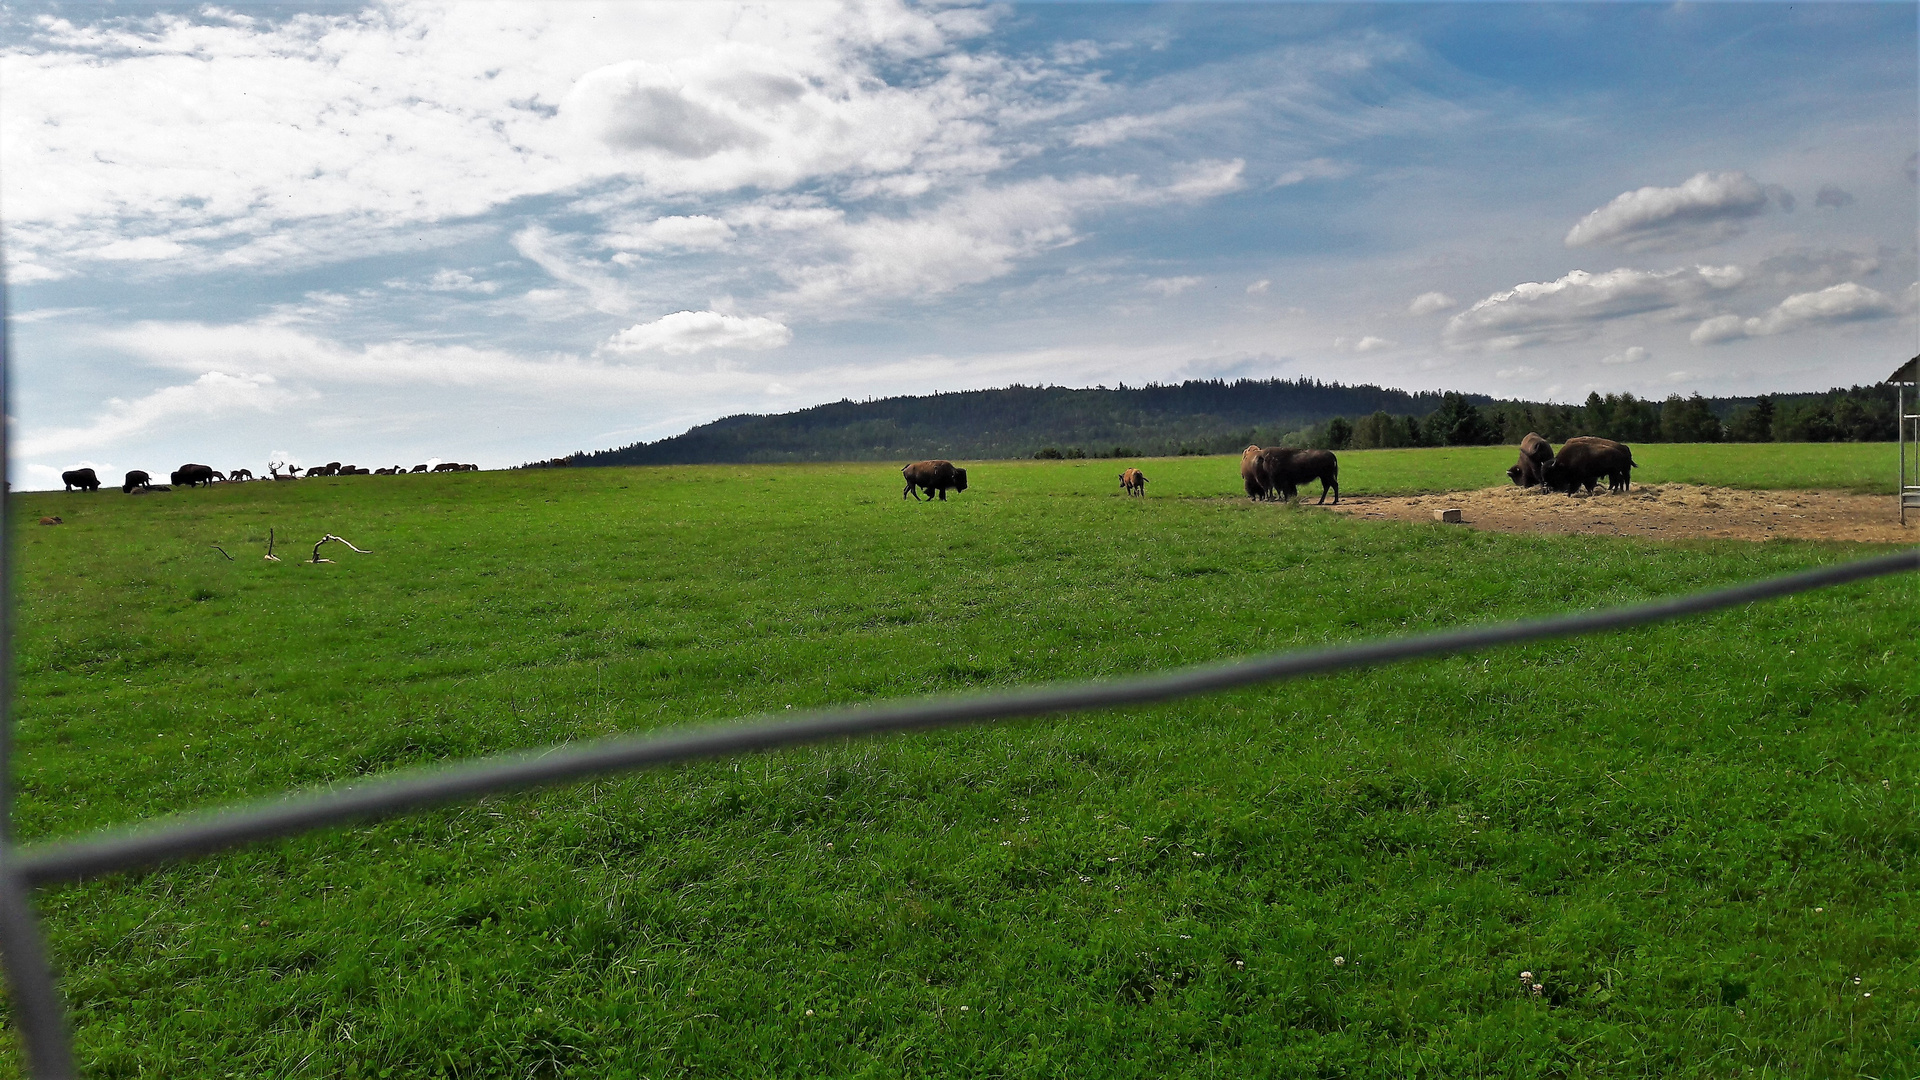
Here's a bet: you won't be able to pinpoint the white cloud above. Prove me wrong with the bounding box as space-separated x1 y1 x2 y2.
1445 264 1745 349
1069 102 1239 149
91 237 187 261
1689 282 1897 345
1272 158 1352 188
605 215 735 254
1334 335 1394 353
18 371 298 457
1407 291 1454 316
604 311 793 356
1145 276 1202 297
766 164 1242 308
1564 171 1770 250
1494 364 1541 379
0 3 1015 276
1246 279 1270 295
1600 345 1650 365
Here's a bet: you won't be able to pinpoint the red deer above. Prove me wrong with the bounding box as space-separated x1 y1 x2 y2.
901 460 968 501
228 468 254 482
1119 468 1147 496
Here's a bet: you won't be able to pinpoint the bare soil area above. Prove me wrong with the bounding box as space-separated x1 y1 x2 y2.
1327 483 1916 544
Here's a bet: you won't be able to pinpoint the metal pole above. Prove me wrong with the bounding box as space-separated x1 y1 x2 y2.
2 227 79 1078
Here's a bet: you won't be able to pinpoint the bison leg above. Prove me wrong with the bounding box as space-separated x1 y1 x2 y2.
904 483 921 500
936 488 946 501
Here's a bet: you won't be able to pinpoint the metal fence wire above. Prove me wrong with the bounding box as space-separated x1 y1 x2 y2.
0 281 1915 1078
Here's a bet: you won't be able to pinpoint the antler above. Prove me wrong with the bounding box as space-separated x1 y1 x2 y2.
309 534 372 563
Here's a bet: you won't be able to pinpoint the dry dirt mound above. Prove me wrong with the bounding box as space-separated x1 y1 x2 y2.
1328 483 1915 544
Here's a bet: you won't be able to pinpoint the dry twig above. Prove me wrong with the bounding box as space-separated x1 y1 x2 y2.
309 534 372 564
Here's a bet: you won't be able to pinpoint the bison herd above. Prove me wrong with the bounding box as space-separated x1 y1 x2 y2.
899 431 1638 508
53 460 483 495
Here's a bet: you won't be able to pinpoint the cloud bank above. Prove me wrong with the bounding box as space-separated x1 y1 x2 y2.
1564 171 1772 250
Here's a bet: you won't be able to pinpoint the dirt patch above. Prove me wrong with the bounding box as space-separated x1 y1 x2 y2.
1327 483 1915 544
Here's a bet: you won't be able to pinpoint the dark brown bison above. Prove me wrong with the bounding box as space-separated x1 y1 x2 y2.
61 468 100 492
431 462 460 472
411 464 429 473
1542 437 1638 494
1259 447 1340 504
1119 468 1147 496
170 464 216 487
1240 445 1269 499
902 460 968 501
1507 432 1555 487
121 470 152 493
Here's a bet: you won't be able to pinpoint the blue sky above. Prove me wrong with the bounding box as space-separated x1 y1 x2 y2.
2 1 1914 488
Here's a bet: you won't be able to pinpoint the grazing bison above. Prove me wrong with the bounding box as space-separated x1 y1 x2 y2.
121 470 152 493
1119 468 1147 496
1507 432 1555 487
1240 445 1270 500
1542 436 1638 494
431 462 460 472
1259 448 1340 504
411 464 429 473
170 463 216 487
902 460 968 501
61 468 100 492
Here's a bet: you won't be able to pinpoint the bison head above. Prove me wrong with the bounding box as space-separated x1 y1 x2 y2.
1507 465 1524 485
952 467 968 492
1539 462 1578 493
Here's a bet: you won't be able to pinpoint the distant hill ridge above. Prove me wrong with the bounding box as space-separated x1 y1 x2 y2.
571 379 1485 466
556 377 1900 467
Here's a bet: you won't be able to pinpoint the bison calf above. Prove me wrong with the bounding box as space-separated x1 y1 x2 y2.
1119 468 1147 496
902 460 968 501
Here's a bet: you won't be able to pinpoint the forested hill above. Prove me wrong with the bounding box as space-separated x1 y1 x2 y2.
573 379 1485 466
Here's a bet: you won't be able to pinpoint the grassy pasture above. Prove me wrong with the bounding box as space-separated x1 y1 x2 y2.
4 446 1916 1077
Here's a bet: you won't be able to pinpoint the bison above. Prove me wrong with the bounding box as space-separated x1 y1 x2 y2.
170 464 216 487
1259 447 1340 504
1542 436 1638 495
122 470 152 493
1507 432 1555 487
902 460 968 501
1119 468 1147 496
61 468 100 492
1240 445 1270 500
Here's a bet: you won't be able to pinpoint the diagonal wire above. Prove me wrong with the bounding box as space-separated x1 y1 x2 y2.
13 548 1915 888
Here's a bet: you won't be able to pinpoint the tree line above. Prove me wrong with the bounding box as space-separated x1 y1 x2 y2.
1302 384 1901 452
549 379 1901 468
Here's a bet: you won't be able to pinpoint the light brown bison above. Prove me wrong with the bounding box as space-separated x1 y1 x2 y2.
902 460 968 501
1119 468 1147 496
1507 432 1555 487
1240 445 1270 500
1259 447 1340 504
61 468 100 492
1542 436 1638 494
122 470 151 493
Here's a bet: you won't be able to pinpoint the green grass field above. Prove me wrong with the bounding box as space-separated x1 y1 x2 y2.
5 443 1916 1077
